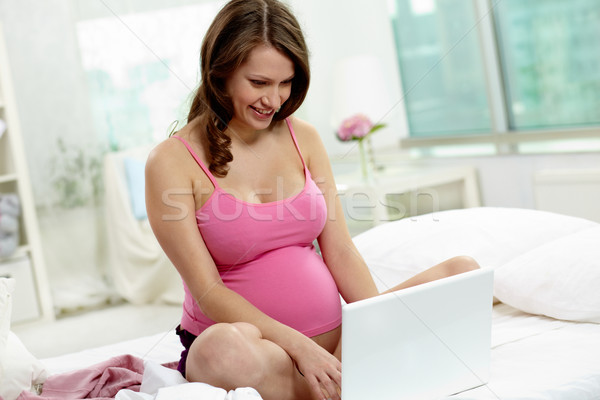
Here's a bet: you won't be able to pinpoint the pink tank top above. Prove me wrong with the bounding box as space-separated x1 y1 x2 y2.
174 118 342 337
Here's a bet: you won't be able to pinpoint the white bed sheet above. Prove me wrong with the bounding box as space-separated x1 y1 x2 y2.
40 303 600 400
451 303 600 400
40 330 183 376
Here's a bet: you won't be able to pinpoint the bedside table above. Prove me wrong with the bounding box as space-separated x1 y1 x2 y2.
334 165 481 236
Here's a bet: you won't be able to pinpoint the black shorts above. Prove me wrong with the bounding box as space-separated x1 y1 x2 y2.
175 325 198 378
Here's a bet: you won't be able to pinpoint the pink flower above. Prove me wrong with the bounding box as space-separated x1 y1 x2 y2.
337 114 373 141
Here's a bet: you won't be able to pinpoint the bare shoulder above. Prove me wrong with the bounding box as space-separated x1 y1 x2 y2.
287 116 336 188
146 136 187 176
288 116 321 144
146 134 203 192
288 116 327 166
146 119 203 181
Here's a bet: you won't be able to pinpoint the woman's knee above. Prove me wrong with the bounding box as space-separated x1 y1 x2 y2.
444 255 480 276
186 322 265 387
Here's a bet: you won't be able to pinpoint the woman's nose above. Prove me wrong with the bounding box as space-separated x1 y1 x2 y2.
262 89 281 109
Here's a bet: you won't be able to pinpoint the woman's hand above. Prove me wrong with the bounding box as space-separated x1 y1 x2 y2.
290 335 342 400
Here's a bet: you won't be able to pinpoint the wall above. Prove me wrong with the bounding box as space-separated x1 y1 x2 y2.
390 152 600 211
289 0 408 158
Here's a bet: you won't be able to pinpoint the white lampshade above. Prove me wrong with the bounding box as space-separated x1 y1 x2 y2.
331 54 391 128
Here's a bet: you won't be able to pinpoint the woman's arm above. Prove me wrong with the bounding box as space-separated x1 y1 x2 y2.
145 138 341 398
292 118 380 303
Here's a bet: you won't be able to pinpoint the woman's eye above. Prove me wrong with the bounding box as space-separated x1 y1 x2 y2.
251 80 266 86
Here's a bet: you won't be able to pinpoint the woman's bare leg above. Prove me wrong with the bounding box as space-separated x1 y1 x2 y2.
186 322 312 400
383 255 480 294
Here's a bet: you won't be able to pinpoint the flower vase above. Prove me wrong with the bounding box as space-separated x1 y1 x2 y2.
358 138 372 183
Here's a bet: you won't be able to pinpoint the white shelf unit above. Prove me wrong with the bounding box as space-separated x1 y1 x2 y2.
0 23 54 323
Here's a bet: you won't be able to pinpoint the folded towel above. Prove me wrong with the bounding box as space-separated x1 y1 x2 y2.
0 213 18 233
0 193 20 217
0 232 18 258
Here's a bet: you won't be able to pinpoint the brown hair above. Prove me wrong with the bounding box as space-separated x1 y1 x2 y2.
187 0 310 177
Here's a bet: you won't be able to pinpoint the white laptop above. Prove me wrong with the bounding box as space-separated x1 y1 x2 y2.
341 268 494 400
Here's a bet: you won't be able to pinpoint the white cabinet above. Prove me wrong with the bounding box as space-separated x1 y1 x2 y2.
0 24 53 323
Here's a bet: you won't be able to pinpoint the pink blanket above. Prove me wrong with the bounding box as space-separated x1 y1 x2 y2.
16 354 145 400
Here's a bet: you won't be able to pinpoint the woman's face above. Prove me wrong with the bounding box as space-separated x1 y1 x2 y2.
226 44 295 133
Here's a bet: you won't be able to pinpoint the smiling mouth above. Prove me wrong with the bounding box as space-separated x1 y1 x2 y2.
250 106 275 116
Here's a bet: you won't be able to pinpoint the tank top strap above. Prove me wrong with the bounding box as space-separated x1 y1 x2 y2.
285 118 307 171
172 135 220 188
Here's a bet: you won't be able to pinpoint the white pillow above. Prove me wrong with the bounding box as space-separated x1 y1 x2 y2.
353 207 597 292
123 157 147 220
0 278 47 400
494 226 600 323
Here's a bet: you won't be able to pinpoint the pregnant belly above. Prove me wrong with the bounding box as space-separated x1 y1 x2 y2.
312 324 342 356
220 245 342 336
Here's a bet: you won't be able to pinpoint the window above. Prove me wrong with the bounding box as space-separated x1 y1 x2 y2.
496 0 600 130
75 2 221 151
389 0 600 149
390 0 491 137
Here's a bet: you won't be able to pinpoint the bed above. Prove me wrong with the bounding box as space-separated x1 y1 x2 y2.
2 207 600 399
